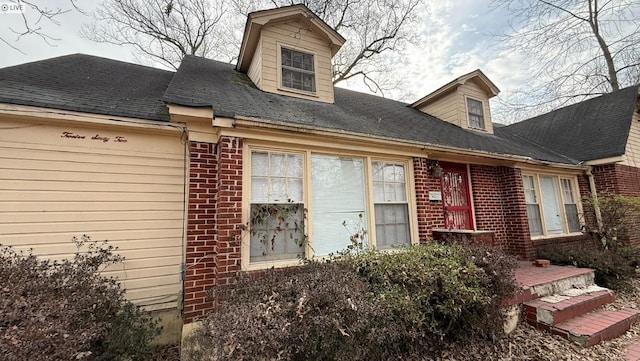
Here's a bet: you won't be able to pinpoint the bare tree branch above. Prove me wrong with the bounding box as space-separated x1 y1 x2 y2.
491 0 640 123
82 0 233 70
1 0 82 53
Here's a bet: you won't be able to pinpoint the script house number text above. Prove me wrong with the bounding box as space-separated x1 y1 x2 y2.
61 131 128 143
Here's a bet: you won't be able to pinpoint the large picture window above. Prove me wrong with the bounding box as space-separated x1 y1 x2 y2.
247 150 413 265
522 174 581 237
281 47 315 92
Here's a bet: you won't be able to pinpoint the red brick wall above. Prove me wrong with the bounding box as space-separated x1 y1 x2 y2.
469 165 507 248
413 157 445 241
497 166 536 259
592 163 640 244
183 137 243 324
184 141 218 323
214 137 244 287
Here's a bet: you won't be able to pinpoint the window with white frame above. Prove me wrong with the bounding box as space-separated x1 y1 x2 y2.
372 161 410 248
248 150 413 265
281 47 315 92
249 151 305 262
522 174 581 237
466 98 485 129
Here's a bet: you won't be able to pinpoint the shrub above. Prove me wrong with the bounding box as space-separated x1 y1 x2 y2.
0 235 161 361
539 193 640 291
345 242 518 352
186 261 392 361
185 242 518 360
538 243 638 290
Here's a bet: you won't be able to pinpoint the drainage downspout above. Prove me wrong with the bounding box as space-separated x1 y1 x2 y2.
586 167 603 229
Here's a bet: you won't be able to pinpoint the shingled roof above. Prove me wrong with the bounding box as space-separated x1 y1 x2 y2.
0 54 173 121
497 86 639 162
163 55 575 164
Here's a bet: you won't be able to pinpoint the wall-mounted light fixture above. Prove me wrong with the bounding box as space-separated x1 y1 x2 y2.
428 161 443 178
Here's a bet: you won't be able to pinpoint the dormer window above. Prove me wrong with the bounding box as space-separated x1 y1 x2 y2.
281 47 315 92
467 97 485 129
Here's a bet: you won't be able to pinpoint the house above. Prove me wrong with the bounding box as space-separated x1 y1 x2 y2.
0 4 638 338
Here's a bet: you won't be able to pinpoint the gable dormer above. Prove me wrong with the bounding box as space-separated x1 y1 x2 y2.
236 5 345 103
411 69 500 134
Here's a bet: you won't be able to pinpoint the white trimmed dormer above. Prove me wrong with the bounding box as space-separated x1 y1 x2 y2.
411 69 500 134
236 5 345 103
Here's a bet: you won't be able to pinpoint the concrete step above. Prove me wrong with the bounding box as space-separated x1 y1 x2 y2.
553 308 640 347
524 286 614 326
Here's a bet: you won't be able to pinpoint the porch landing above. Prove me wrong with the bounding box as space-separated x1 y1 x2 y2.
511 261 640 358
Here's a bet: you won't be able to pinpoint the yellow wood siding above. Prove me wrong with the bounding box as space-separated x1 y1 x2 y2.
0 119 186 311
258 20 334 103
416 79 494 134
248 35 263 89
622 110 640 167
418 91 461 127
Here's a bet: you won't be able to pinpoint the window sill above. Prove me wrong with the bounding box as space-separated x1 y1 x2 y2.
277 86 319 98
530 232 584 240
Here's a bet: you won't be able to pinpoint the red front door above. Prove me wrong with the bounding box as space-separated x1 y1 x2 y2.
440 162 474 230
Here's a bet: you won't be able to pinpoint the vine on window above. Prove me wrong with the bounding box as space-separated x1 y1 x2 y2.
242 201 307 258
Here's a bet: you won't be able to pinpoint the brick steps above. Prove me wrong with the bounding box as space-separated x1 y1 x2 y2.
516 262 639 348
555 309 640 347
524 288 614 326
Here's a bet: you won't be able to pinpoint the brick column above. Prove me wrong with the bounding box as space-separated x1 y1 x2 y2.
184 142 218 323
413 157 445 242
214 137 243 286
497 166 535 259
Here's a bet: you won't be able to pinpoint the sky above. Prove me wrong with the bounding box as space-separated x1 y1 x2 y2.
0 0 525 121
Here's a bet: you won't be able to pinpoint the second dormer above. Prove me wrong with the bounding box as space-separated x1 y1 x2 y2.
236 5 345 103
411 69 500 134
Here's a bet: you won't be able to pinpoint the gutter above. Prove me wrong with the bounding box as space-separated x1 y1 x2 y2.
232 115 588 170
586 167 603 229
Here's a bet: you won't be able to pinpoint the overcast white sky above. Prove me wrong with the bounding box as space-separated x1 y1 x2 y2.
0 0 522 113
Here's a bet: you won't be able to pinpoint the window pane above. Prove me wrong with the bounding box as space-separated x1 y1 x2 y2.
375 204 410 248
251 177 268 202
467 98 484 128
281 47 315 92
539 176 563 234
251 152 268 175
527 204 543 236
311 155 366 256
561 179 580 232
250 203 304 262
565 204 581 232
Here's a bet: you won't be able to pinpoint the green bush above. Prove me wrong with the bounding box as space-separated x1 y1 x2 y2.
185 242 518 360
345 242 518 350
539 193 640 291
538 243 639 290
0 236 161 361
